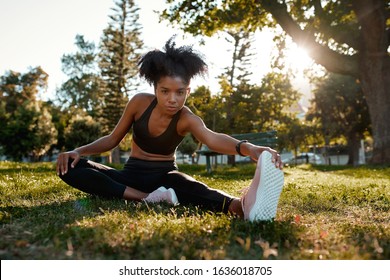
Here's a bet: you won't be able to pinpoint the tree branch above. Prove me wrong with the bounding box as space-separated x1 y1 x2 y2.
312 0 359 50
259 0 359 77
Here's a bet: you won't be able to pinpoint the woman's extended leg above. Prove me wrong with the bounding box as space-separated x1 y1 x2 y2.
59 159 147 200
160 151 284 220
161 171 236 214
59 158 177 204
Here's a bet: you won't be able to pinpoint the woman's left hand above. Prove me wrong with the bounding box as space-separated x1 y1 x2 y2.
251 146 283 169
268 148 283 169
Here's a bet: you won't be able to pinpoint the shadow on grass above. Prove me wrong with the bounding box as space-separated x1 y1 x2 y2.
340 223 390 259
0 196 118 259
0 196 302 260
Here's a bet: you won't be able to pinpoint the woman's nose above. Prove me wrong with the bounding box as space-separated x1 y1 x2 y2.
168 93 176 103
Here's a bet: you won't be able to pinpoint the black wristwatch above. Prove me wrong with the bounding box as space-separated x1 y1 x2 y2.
235 140 248 156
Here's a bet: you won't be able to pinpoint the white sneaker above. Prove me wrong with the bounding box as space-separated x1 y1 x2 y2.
143 186 179 205
242 151 284 221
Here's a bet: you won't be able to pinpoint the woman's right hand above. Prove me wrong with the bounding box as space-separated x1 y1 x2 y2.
56 150 80 176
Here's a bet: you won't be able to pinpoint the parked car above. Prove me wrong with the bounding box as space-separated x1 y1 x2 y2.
284 153 322 166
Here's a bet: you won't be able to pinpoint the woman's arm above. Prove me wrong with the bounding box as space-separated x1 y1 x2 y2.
186 113 283 168
56 96 140 175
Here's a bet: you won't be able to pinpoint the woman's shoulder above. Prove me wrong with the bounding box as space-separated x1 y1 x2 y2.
178 106 208 136
179 106 203 125
130 92 155 102
181 105 195 117
125 93 155 118
128 93 155 107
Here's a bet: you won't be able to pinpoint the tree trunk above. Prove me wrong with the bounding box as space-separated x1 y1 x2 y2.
347 134 360 166
359 63 390 164
263 0 390 164
354 0 390 164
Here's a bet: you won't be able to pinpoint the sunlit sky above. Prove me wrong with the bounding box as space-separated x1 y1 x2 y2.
0 0 313 105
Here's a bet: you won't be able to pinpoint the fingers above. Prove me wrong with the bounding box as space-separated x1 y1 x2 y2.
275 154 283 169
56 159 60 176
60 153 69 175
56 151 79 175
70 152 80 168
268 149 283 169
56 153 67 175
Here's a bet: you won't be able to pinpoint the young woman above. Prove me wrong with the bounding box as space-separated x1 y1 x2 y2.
56 38 284 221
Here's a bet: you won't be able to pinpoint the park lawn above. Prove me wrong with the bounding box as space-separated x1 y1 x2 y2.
0 161 388 260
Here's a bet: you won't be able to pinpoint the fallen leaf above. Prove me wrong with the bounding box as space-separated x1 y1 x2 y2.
15 240 29 247
264 248 278 258
255 239 278 258
373 238 383 254
236 237 251 252
320 230 328 239
236 237 245 246
244 237 251 252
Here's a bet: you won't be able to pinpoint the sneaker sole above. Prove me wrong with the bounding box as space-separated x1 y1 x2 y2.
167 188 179 205
248 151 284 221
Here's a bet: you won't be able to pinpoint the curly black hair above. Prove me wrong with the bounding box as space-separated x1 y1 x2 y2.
138 36 208 87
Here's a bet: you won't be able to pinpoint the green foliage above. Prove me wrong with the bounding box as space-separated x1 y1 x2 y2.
190 26 300 137
0 162 389 259
46 101 70 153
64 114 102 151
97 0 144 164
162 0 390 164
160 0 370 59
0 102 57 160
190 71 299 136
277 117 310 155
177 133 198 156
30 103 58 159
307 73 371 164
161 0 268 36
99 0 144 134
223 29 256 88
217 29 258 133
56 35 104 118
0 68 57 160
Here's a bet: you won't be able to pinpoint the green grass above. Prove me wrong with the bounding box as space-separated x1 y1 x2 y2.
0 161 389 260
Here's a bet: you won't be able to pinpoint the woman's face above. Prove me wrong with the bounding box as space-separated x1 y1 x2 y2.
155 76 190 115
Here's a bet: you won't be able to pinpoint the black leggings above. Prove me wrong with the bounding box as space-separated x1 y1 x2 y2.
59 157 234 213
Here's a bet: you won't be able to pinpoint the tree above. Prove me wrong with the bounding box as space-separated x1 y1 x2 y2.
30 102 58 161
161 0 390 164
223 29 255 89
46 100 70 153
56 35 104 118
186 85 219 130
0 68 57 160
99 0 144 163
249 71 300 132
278 117 309 159
177 133 198 162
307 73 371 166
219 28 256 133
64 114 102 151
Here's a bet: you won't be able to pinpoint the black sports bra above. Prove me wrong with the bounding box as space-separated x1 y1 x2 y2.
132 98 185 155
